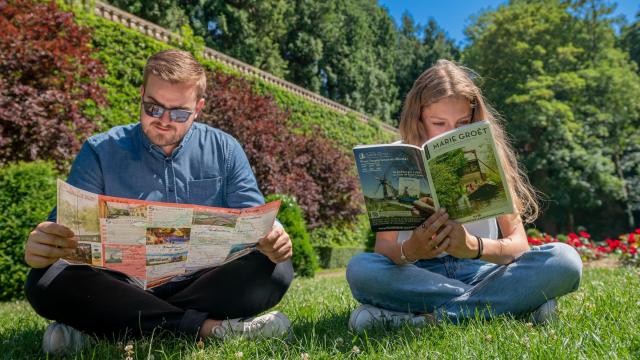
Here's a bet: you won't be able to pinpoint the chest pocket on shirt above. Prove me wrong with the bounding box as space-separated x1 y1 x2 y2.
188 177 223 206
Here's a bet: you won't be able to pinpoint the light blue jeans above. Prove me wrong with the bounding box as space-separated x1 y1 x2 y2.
346 243 582 323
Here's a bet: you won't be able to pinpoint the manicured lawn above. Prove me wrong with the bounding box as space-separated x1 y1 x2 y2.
0 267 638 359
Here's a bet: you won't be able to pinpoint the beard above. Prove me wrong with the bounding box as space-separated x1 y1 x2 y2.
141 120 183 148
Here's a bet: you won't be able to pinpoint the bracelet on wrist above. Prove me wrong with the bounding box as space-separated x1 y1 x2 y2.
472 235 483 260
400 239 418 264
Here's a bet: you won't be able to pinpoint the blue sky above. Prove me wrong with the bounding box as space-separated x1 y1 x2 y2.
378 0 640 47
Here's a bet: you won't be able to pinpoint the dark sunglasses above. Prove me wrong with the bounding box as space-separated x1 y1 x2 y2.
142 102 194 123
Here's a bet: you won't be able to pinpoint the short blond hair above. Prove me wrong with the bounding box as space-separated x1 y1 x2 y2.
399 59 539 223
143 49 206 100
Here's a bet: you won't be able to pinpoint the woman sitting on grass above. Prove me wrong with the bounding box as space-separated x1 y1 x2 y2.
346 60 582 332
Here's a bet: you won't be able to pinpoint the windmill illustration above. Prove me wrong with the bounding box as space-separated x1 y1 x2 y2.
375 167 397 200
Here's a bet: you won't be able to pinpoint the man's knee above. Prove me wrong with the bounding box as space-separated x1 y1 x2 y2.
24 267 53 319
272 258 294 293
240 255 293 313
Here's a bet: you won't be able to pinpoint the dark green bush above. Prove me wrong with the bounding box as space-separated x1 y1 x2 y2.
265 194 318 277
0 161 58 300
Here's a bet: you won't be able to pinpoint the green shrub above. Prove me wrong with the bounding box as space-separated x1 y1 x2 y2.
265 194 318 277
0 161 59 300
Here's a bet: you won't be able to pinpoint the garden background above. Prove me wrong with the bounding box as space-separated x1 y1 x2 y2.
0 0 639 358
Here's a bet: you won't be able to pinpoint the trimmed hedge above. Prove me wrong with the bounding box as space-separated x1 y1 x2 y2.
0 161 58 300
265 194 318 277
315 246 366 269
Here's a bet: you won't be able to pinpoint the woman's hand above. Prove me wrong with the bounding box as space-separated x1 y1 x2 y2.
403 208 452 260
441 215 479 259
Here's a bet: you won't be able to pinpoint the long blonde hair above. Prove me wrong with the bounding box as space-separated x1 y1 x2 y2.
399 59 539 223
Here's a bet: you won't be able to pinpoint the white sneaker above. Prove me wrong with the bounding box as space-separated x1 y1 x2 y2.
348 304 433 333
529 299 558 325
42 322 90 355
212 311 291 339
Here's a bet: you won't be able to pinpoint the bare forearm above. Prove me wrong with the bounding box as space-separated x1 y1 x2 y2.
375 239 406 265
479 237 529 265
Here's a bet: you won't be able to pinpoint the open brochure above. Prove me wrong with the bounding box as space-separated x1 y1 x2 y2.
56 180 280 289
353 120 513 232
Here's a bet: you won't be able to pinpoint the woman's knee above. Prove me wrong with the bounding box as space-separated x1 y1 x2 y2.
538 242 583 293
346 252 393 295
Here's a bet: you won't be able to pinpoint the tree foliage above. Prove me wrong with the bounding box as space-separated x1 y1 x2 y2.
464 0 640 235
621 11 640 69
106 0 189 31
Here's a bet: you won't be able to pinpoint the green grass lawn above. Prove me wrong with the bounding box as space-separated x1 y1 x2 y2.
1 267 639 359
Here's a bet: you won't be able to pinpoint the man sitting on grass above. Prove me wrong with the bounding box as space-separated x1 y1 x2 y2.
23 49 294 355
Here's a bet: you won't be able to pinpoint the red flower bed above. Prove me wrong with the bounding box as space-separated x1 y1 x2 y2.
526 228 640 264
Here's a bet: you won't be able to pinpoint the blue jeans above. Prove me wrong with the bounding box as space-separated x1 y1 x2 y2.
346 243 582 323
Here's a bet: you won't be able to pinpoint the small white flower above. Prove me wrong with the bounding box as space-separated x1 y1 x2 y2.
236 351 244 358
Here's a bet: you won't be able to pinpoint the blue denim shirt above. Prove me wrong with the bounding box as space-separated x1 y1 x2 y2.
47 122 264 221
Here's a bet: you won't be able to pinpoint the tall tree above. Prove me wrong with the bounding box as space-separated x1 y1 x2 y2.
391 14 460 121
280 0 331 93
620 11 640 68
106 0 189 31
187 0 290 77
464 0 640 235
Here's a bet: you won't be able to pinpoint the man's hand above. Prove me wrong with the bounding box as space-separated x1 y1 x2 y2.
256 225 292 264
25 222 77 268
